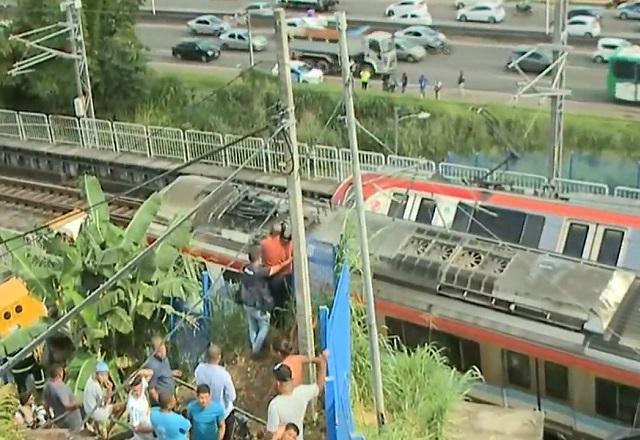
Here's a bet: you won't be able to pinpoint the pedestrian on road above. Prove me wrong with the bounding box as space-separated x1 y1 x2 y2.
266 353 328 440
360 68 371 90
150 393 191 440
240 247 292 358
43 364 83 431
418 74 428 98
401 72 408 93
458 70 466 96
141 336 183 407
186 384 226 440
434 80 442 100
194 343 237 440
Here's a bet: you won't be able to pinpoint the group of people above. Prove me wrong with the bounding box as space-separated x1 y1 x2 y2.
362 70 468 100
239 221 295 358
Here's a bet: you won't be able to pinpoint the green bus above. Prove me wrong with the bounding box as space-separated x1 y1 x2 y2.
607 45 640 103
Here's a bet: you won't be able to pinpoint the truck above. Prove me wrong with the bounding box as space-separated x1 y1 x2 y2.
277 0 339 12
289 30 397 77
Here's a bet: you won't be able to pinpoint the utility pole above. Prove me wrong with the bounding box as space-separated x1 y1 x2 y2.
508 0 569 183
8 0 95 120
247 12 255 66
548 0 568 181
274 8 315 368
336 11 386 430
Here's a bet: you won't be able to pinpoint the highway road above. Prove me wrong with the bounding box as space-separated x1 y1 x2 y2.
141 0 640 34
136 22 610 104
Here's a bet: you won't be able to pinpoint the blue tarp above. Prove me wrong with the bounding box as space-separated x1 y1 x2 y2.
320 264 363 440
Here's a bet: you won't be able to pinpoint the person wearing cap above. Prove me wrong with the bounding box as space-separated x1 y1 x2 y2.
83 361 114 426
266 352 328 440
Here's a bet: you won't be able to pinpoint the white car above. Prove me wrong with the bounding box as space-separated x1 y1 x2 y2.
567 15 601 37
245 2 275 16
454 0 502 10
271 61 324 84
592 37 630 62
385 0 428 17
187 15 229 36
390 8 433 25
457 2 505 23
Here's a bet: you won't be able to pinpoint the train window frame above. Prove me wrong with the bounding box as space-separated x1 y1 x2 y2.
595 378 640 424
504 350 532 389
384 316 428 349
592 226 626 267
430 328 482 373
543 361 569 401
387 192 410 219
560 221 593 259
413 197 437 225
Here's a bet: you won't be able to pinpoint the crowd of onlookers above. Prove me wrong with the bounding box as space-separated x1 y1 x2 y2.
10 219 329 439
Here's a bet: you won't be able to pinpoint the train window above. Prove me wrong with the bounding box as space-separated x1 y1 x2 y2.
430 329 482 373
544 361 568 401
520 215 545 248
415 198 436 225
505 350 531 389
597 229 624 266
562 223 589 258
468 206 526 244
596 378 640 424
387 193 409 219
384 316 428 349
451 203 473 232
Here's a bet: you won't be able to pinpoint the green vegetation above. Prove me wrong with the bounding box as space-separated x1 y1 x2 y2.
0 384 24 440
139 67 640 161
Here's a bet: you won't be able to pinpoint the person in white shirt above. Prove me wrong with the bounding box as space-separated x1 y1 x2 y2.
127 374 154 440
266 352 327 440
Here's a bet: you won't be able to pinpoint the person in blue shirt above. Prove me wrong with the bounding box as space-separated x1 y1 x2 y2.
150 392 191 440
186 384 226 440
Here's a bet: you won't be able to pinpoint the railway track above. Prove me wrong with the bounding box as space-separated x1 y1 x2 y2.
0 176 142 227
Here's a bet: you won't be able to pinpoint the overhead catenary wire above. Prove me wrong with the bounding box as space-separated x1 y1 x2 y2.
0 121 287 377
0 123 272 248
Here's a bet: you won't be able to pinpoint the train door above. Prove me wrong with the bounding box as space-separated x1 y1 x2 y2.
558 221 627 266
405 195 459 229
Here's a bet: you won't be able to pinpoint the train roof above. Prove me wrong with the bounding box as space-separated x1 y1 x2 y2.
310 209 640 370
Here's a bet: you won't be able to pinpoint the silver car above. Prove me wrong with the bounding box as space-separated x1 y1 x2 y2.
393 25 446 49
219 29 269 52
394 38 427 62
245 2 276 16
187 15 229 36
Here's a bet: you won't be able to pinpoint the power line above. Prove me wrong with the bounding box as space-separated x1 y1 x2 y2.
0 124 271 248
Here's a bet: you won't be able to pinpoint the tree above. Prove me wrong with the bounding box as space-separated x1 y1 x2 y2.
0 0 148 117
0 176 202 374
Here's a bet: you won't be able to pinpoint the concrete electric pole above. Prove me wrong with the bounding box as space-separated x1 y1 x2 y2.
274 9 316 367
336 11 387 429
508 0 570 182
8 0 95 119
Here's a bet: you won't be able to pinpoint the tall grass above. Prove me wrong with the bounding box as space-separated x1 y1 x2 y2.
350 307 480 440
0 384 24 440
137 67 640 161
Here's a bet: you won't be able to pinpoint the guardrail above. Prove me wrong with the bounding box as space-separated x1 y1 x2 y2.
0 107 638 200
135 9 640 47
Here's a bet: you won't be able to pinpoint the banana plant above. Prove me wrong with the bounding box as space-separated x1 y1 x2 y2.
0 175 203 378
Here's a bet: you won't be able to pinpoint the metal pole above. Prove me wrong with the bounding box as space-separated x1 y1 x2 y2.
336 10 386 430
393 107 399 156
248 13 255 67
64 0 95 119
549 0 567 180
151 0 156 15
274 8 316 373
545 0 550 35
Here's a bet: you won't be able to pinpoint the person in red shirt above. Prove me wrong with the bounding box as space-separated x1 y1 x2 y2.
261 222 294 329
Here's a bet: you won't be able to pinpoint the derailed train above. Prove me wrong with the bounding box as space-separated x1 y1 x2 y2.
148 176 640 440
8 175 640 439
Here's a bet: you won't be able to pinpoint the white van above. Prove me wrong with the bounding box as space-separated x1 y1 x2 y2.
592 37 631 63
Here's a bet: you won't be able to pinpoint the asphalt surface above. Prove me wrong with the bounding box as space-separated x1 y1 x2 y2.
141 0 640 34
136 22 611 105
